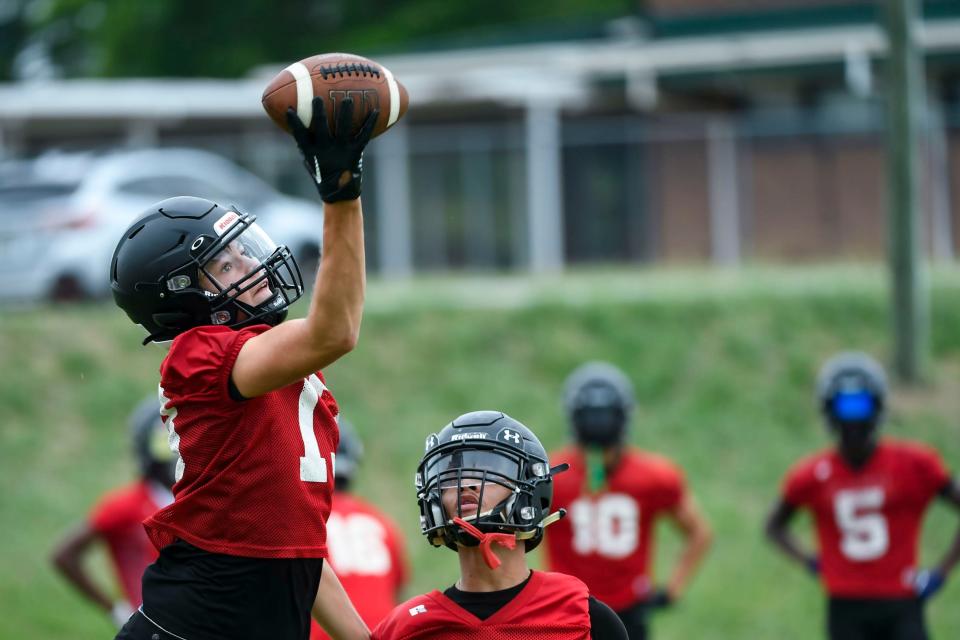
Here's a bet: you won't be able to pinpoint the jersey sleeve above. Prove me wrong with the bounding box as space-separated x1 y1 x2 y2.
651 457 686 512
161 326 262 403
782 458 816 508
910 444 952 499
89 486 139 535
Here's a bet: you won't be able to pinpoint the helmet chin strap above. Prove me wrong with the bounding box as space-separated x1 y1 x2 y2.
453 517 517 569
452 508 568 570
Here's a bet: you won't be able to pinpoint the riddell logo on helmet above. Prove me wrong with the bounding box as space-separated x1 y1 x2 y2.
213 211 240 236
451 432 488 441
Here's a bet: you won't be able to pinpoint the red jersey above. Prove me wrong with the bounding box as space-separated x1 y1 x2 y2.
310 492 408 640
88 479 170 606
371 570 590 640
145 325 339 558
545 446 685 611
782 439 951 598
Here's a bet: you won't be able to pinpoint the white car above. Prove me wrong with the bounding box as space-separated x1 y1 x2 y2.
0 148 323 302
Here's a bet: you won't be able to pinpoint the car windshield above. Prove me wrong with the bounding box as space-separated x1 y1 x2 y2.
0 183 78 219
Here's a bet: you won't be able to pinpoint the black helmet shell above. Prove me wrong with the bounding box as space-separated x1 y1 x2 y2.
416 411 558 554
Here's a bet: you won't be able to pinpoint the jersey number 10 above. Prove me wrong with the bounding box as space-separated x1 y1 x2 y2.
570 494 640 559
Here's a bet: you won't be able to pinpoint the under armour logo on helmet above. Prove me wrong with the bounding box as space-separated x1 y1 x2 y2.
500 429 522 444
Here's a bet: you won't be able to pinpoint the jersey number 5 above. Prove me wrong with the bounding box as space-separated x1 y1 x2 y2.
833 487 889 561
570 494 639 559
299 375 334 483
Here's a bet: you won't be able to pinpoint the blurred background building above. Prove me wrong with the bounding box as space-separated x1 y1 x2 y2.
1 0 959 292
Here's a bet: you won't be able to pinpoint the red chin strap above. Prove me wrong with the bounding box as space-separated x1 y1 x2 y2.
452 517 517 569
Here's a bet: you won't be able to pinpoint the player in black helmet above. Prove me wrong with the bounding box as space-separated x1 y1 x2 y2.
545 362 713 640
373 410 628 640
766 352 960 640
51 396 175 629
111 97 376 640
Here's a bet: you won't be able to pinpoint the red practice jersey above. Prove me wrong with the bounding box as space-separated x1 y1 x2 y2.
89 479 170 606
310 492 408 640
145 325 339 558
782 438 951 598
371 570 591 640
545 446 685 612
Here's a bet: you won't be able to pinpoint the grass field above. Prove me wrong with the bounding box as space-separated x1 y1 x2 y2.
2 265 960 639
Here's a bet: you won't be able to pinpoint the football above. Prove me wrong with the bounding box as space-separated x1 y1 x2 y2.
261 52 409 138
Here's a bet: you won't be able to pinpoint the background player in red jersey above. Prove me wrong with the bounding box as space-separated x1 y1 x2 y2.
765 351 960 640
51 396 175 629
544 362 713 640
372 410 628 640
311 418 409 640
109 97 376 640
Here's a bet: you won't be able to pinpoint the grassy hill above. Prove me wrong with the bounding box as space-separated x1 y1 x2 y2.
2 266 960 639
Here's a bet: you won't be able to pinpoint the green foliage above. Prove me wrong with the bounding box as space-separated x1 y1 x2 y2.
2 267 960 638
25 0 632 78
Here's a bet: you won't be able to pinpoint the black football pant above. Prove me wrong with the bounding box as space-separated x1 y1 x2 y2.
827 597 928 640
116 611 184 640
615 602 650 640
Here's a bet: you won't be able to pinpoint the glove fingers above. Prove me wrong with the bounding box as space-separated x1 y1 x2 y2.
310 97 332 141
335 97 356 142
355 108 380 145
285 108 311 148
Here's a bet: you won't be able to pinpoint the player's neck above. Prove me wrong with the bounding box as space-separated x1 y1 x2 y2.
455 545 530 592
838 441 879 469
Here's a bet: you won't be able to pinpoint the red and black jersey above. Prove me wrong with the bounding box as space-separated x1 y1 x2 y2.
89 479 170 606
545 446 685 612
145 324 339 559
311 492 409 640
372 571 591 640
782 438 951 598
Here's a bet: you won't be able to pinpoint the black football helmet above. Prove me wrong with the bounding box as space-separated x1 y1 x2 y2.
334 416 364 491
816 352 887 462
816 351 887 426
129 395 177 489
111 196 304 344
562 361 636 448
416 411 566 554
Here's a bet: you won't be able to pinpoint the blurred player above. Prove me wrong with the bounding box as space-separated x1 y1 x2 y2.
372 410 628 639
765 352 960 640
310 418 408 640
545 362 713 640
109 97 376 640
51 397 175 629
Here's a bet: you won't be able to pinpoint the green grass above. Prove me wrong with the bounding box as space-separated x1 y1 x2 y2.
2 265 960 639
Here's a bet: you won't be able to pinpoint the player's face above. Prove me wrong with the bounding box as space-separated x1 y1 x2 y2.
199 240 274 307
835 420 879 465
441 477 513 520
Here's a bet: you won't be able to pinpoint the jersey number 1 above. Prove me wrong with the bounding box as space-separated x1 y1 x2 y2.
833 487 889 561
299 375 333 483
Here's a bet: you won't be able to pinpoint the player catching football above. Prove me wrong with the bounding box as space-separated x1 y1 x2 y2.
765 352 960 640
544 362 713 640
372 410 628 639
110 96 376 640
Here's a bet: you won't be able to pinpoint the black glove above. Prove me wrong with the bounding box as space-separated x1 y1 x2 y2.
286 97 379 203
647 587 674 610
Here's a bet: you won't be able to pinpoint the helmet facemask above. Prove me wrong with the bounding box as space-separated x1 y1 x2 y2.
192 213 302 329
417 444 553 553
